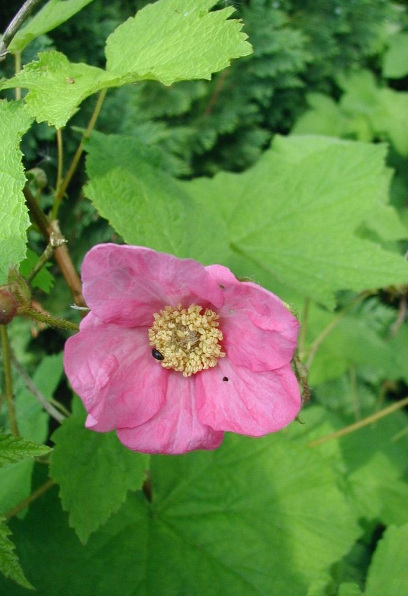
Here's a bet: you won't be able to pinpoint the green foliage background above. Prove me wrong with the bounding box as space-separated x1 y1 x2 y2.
1 0 408 594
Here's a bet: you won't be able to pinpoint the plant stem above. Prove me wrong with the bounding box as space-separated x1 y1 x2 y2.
11 353 67 423
0 0 45 61
18 306 79 332
56 127 64 192
0 326 19 436
298 297 310 358
54 88 107 213
24 186 85 306
14 51 21 99
305 291 369 369
308 396 408 448
4 478 54 520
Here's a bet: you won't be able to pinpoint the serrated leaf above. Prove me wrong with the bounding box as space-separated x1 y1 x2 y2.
84 131 231 264
49 397 148 544
0 517 32 590
183 135 408 307
9 0 95 54
105 0 252 85
0 101 32 284
0 51 121 128
19 248 54 293
0 435 50 468
2 0 251 128
4 432 360 595
365 523 408 596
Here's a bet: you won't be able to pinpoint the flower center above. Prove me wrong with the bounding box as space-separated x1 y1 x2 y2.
148 304 225 377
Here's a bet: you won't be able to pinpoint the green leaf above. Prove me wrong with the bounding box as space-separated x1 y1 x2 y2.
382 33 408 79
0 51 121 128
84 131 231 264
105 0 252 86
49 397 148 544
0 434 50 468
0 517 32 590
9 0 95 54
365 523 408 596
18 248 54 293
338 584 363 596
2 0 251 128
0 432 360 595
0 101 32 285
183 135 408 307
0 354 62 514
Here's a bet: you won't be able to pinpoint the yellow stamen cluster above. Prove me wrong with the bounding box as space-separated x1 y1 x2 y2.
148 304 225 377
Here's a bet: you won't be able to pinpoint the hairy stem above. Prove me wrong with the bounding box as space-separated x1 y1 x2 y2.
1 326 19 436
308 396 408 448
18 306 79 332
54 88 107 212
4 478 55 520
0 0 45 60
56 128 64 193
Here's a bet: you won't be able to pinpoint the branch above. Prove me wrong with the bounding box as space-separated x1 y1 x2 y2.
0 0 45 61
11 353 67 424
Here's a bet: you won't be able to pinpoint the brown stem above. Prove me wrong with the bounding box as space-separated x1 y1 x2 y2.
4 478 54 520
24 187 85 306
202 70 229 116
0 0 45 61
0 326 19 436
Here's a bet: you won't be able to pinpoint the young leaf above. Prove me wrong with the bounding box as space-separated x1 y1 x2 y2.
364 523 408 596
84 132 231 264
49 397 149 544
1 0 251 128
0 101 32 285
0 518 32 590
183 135 408 307
105 0 252 85
0 434 50 468
9 0 95 54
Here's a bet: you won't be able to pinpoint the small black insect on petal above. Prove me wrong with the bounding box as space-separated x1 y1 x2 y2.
222 376 229 382
152 348 164 361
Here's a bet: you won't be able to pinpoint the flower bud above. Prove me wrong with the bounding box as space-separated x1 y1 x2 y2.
0 287 19 324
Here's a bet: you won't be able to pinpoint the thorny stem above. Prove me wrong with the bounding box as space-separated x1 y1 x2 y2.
4 478 54 520
0 0 45 61
54 88 107 211
18 306 79 332
308 396 408 448
24 186 85 306
0 326 19 436
305 291 370 370
11 353 67 423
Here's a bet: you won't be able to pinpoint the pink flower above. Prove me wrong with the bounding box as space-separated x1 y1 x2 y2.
64 244 301 454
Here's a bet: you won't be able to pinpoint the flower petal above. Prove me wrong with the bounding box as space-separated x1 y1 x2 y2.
196 359 301 436
64 323 166 431
82 244 224 327
116 373 224 454
206 264 299 371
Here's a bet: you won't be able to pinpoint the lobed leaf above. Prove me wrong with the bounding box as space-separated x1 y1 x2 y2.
49 397 149 544
183 135 408 307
